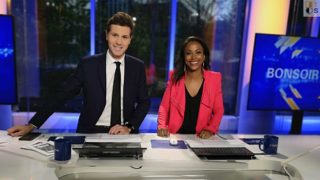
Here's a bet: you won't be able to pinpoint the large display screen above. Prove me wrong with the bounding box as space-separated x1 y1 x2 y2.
0 15 17 104
248 33 320 111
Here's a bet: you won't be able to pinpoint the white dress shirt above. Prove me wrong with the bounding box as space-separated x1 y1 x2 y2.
96 50 125 126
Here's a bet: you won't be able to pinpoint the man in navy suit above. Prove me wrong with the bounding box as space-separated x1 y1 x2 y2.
8 12 150 135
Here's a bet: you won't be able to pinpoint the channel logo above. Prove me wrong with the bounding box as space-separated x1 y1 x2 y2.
304 0 320 17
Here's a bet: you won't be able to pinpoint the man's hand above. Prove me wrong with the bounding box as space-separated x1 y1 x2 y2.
108 124 131 135
7 124 35 137
198 129 213 139
157 128 169 137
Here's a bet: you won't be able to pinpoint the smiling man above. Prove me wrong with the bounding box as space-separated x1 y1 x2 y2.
8 12 150 136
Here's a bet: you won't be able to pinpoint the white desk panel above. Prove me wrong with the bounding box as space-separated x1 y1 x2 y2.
0 132 319 180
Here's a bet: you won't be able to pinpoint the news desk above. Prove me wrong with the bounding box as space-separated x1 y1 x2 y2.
0 132 319 180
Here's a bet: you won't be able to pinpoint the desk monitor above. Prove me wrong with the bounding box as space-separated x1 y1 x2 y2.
248 33 320 111
0 15 17 104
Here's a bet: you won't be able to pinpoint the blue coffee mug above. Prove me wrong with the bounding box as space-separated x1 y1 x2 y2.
54 138 71 161
259 135 278 154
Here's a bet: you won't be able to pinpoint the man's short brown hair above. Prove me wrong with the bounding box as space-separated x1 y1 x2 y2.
106 12 135 36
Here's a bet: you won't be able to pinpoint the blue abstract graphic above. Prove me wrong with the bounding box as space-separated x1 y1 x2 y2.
0 15 17 104
248 33 320 111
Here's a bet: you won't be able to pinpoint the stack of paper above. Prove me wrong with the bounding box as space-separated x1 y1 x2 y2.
185 139 245 148
0 132 12 146
21 140 55 156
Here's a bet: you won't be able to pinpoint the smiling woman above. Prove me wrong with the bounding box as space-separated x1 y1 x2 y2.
183 41 206 97
157 36 224 139
184 41 205 73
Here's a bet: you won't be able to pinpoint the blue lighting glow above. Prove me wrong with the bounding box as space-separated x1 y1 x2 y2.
0 15 17 104
90 0 95 55
273 115 320 134
25 112 320 134
167 0 177 79
311 17 320 37
0 48 14 58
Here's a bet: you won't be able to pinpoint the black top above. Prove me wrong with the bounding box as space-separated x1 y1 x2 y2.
178 80 204 134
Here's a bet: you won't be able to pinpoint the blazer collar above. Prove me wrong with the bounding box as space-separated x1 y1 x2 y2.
172 75 186 116
98 53 107 93
201 70 212 108
98 53 129 95
181 70 212 107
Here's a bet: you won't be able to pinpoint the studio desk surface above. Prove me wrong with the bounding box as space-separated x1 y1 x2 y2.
0 131 319 180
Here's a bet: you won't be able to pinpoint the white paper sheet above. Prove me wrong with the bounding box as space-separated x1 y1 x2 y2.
0 131 12 145
185 139 245 148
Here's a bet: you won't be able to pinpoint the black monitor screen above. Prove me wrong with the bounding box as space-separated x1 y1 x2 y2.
248 33 320 111
0 15 17 104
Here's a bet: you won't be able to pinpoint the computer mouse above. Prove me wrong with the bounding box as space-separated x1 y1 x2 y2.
169 138 178 146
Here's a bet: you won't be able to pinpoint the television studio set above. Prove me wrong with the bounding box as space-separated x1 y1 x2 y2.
0 0 319 179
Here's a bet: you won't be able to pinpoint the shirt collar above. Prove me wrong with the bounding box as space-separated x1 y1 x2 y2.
106 50 125 65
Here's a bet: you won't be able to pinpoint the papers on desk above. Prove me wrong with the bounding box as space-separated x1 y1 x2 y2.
185 139 245 148
21 140 55 156
0 132 12 146
85 134 142 143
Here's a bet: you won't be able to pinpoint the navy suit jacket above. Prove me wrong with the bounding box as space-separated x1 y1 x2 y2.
29 53 150 133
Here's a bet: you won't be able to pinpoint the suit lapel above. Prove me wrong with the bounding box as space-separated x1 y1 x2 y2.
201 71 211 108
98 53 107 94
171 76 186 117
123 55 130 99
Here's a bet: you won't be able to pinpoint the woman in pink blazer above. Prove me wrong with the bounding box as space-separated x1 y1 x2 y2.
157 36 224 139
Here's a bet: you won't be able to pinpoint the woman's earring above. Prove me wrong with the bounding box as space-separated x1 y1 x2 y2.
184 64 186 72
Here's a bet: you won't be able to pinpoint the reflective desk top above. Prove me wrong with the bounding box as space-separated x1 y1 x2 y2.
0 131 319 180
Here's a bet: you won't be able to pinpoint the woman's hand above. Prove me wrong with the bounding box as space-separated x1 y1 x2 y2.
157 128 169 137
198 129 213 139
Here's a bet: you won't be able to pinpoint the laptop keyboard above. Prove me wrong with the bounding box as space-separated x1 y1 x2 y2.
191 147 255 160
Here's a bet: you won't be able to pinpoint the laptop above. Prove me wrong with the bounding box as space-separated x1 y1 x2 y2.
190 147 256 160
73 142 146 159
185 138 256 160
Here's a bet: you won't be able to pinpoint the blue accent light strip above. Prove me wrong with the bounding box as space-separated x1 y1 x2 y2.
167 0 177 79
90 0 95 55
20 112 320 134
236 0 251 113
311 17 320 37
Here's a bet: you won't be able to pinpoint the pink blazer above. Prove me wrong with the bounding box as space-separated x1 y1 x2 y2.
157 70 224 134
